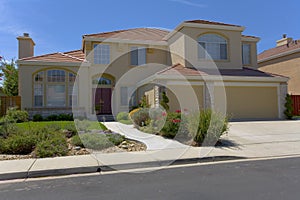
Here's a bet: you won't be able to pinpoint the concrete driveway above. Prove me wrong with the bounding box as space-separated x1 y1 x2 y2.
216 120 300 158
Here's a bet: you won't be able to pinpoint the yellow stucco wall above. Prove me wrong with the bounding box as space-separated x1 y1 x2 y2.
215 86 278 119
166 85 203 112
18 65 79 109
168 27 259 70
259 52 300 95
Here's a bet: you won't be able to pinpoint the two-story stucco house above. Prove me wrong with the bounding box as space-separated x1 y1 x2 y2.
17 20 288 120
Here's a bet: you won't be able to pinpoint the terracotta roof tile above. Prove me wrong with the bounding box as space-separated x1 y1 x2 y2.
83 28 170 41
19 50 85 63
157 63 282 78
242 35 259 39
185 20 241 27
258 40 300 61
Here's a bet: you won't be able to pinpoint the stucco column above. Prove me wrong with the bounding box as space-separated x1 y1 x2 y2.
204 81 215 110
278 83 288 119
154 85 160 108
77 65 91 118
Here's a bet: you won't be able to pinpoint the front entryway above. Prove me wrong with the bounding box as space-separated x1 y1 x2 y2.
93 88 112 114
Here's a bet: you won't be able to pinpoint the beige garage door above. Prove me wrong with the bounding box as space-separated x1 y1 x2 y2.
167 85 204 112
215 86 278 119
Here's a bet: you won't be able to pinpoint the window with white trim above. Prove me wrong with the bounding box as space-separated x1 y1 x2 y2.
120 87 128 106
130 46 146 66
34 71 44 107
33 70 78 107
94 44 110 64
242 44 251 65
198 34 228 60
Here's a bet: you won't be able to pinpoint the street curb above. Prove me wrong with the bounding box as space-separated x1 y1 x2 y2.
99 156 246 172
0 156 245 181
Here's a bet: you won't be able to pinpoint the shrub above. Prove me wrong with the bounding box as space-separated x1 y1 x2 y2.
116 112 132 125
6 107 29 123
33 114 43 122
45 114 58 121
35 135 68 158
63 123 78 137
139 95 149 108
160 92 169 111
188 110 228 146
71 134 84 147
79 133 113 150
0 133 36 155
117 112 129 121
131 108 150 127
57 113 74 121
284 94 293 120
106 133 125 146
0 116 18 138
160 112 182 139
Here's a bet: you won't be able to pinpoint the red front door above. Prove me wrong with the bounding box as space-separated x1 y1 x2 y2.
93 88 112 114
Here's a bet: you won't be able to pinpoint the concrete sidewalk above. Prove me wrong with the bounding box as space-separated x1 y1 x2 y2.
1 120 300 181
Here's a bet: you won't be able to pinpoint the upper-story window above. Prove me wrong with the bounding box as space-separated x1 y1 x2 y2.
130 46 146 66
242 44 251 65
94 44 110 64
198 34 228 60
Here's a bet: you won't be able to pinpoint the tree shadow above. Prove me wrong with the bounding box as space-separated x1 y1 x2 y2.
215 139 241 149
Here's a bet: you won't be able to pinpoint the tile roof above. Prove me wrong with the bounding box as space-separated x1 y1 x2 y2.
258 40 300 61
18 50 85 63
157 63 283 78
185 20 241 27
242 35 260 39
83 28 170 41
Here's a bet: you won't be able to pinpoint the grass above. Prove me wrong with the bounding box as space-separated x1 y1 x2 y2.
16 121 107 131
119 119 133 125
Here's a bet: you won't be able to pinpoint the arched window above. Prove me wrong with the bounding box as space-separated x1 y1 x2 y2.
33 69 78 107
92 77 112 85
198 34 228 60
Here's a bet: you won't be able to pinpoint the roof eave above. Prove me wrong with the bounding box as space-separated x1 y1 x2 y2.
164 22 245 41
17 60 85 67
83 37 168 46
258 48 300 63
142 74 288 83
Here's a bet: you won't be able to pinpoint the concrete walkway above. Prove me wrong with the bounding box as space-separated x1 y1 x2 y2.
103 122 188 150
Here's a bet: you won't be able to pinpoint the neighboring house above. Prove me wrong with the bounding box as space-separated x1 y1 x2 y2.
17 20 288 120
258 34 300 95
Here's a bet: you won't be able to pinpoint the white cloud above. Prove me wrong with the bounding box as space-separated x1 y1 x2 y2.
169 0 207 8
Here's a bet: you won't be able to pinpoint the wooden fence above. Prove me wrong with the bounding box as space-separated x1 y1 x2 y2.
291 95 300 116
0 96 21 116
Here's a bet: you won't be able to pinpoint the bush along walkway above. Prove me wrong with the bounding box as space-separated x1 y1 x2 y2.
104 122 188 150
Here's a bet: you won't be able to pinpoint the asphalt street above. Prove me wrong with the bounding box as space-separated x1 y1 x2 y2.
1 157 300 200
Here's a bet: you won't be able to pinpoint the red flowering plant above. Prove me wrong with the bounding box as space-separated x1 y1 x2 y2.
160 111 187 139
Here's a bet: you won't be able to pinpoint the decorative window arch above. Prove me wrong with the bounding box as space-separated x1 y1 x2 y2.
198 34 228 60
33 69 78 107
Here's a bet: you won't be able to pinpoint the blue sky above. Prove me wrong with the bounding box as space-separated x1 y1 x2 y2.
0 0 299 60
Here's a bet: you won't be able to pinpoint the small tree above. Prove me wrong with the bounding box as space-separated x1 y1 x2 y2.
160 91 169 111
284 94 294 120
1 59 18 96
139 95 149 108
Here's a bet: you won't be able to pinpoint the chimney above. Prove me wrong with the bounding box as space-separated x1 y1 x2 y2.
17 33 35 59
276 34 293 47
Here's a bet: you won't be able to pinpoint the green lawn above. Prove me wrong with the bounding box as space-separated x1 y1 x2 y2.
16 121 107 131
